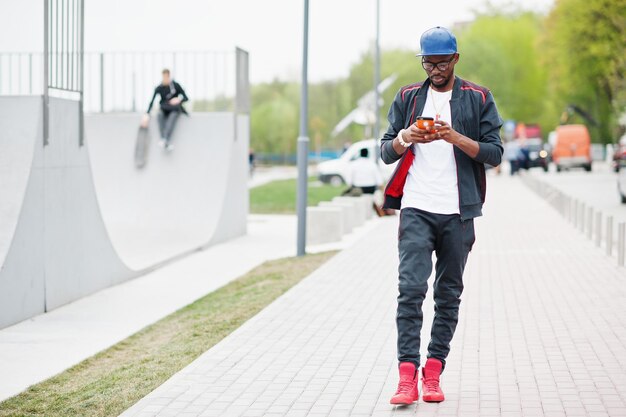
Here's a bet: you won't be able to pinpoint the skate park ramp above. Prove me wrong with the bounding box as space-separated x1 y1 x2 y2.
0 97 40 269
0 96 133 328
85 113 249 271
0 96 248 329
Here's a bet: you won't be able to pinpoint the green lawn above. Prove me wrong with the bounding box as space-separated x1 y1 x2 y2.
250 178 344 214
0 251 337 417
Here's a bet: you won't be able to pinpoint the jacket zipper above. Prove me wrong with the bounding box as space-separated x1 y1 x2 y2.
452 148 463 221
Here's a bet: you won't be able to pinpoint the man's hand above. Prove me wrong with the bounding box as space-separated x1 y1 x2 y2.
169 97 182 106
403 124 439 144
140 114 150 128
433 120 479 158
391 124 440 155
431 120 461 144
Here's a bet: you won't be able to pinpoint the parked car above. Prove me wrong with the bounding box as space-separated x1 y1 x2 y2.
317 139 396 186
552 124 592 172
618 153 626 203
612 135 626 172
515 123 542 140
521 138 550 172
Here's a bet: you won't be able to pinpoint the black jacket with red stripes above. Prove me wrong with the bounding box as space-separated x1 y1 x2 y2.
380 76 503 220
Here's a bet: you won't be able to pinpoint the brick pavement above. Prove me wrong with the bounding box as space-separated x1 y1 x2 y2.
119 176 626 417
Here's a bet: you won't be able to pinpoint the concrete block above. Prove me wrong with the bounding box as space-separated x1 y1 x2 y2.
318 201 354 233
306 206 343 245
332 196 367 227
356 194 375 219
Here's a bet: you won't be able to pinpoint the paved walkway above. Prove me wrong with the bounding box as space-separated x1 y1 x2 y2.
121 176 626 417
0 162 303 400
0 213 380 402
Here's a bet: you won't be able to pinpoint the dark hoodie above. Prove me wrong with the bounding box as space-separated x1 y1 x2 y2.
146 80 189 115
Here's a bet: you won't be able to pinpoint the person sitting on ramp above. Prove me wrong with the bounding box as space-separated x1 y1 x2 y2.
142 68 189 151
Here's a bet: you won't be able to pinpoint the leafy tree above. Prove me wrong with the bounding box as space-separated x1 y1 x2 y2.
450 10 561 137
249 2 626 156
249 49 421 155
250 81 299 156
543 0 626 142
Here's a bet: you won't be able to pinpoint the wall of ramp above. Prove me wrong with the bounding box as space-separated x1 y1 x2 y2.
0 97 248 329
85 112 248 270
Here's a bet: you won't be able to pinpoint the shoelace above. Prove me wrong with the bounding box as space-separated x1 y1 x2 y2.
423 378 440 392
396 379 415 393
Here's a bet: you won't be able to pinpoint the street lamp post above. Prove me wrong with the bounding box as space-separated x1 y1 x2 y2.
374 0 381 142
296 0 310 256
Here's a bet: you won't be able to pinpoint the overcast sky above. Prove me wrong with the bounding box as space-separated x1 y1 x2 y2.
3 0 553 83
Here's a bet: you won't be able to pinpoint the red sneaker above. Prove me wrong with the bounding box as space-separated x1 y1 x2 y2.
421 358 445 402
390 362 419 405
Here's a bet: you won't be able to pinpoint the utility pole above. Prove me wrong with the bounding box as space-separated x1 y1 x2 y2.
43 0 49 145
374 0 381 142
296 0 310 256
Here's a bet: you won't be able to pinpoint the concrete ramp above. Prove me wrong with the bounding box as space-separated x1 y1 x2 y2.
0 97 133 328
85 113 248 270
0 97 248 329
0 97 46 327
0 97 40 268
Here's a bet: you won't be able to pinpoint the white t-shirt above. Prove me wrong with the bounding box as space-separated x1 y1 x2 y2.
348 157 383 187
401 88 459 214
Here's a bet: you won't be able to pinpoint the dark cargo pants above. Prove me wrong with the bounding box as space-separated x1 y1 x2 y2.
157 109 181 142
396 207 475 370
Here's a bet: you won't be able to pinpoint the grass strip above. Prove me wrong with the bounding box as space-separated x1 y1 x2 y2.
250 177 344 214
0 251 337 417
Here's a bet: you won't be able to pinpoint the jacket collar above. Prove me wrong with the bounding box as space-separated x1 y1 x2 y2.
418 75 462 97
415 76 463 136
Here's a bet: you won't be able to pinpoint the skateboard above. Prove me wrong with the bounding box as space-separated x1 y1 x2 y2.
134 126 151 168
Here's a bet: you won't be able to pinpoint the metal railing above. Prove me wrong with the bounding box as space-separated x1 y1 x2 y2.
0 53 44 95
44 0 84 145
235 47 250 115
522 176 626 267
1 49 243 114
83 50 238 113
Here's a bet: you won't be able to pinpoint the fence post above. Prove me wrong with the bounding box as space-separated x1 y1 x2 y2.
595 212 602 247
79 0 85 146
586 207 593 240
29 53 33 94
618 222 625 267
132 72 136 112
8 53 12 94
617 222 626 266
579 202 586 232
565 196 571 222
99 52 104 113
43 0 49 146
607 216 614 256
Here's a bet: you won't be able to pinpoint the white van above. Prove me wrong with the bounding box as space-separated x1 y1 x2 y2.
317 139 397 186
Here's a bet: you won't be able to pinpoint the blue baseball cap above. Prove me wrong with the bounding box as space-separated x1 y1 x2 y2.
416 26 458 56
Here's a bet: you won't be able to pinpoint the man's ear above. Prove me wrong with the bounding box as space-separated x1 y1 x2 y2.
454 53 460 63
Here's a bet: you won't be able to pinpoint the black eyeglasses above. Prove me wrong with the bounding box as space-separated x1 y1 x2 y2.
422 58 455 72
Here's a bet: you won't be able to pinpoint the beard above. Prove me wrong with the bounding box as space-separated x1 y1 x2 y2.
430 74 449 88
